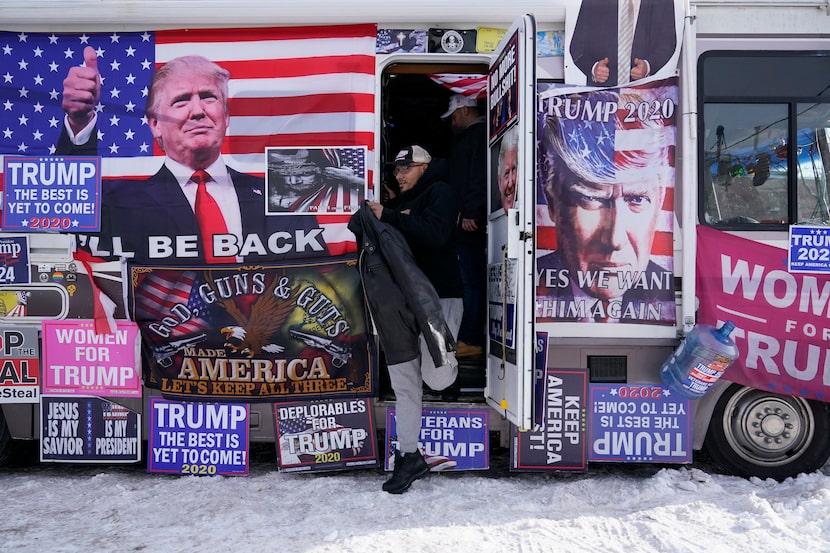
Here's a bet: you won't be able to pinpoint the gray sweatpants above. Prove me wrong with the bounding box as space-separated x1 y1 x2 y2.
387 297 463 454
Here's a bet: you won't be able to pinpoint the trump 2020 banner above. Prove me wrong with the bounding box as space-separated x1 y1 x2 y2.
535 76 677 325
0 25 376 260
129 257 374 401
697 225 830 402
148 398 249 476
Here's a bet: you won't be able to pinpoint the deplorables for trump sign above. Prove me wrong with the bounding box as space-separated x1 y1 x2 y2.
148 398 249 476
588 384 691 464
40 396 140 463
274 397 378 472
41 320 141 397
513 367 588 472
129 258 373 401
385 407 490 471
697 225 830 401
0 326 39 403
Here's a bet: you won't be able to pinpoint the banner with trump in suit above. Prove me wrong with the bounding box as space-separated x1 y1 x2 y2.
0 25 375 262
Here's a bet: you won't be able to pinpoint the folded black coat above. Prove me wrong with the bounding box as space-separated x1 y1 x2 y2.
348 203 456 367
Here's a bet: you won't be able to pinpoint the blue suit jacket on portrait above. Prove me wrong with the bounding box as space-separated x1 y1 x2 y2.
97 165 267 264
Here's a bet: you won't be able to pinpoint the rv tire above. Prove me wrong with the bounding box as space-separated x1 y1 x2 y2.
704 384 830 481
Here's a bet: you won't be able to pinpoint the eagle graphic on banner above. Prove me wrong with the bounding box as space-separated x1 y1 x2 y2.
205 272 296 358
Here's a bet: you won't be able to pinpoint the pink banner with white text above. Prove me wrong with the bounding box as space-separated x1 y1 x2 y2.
42 320 142 397
697 225 830 402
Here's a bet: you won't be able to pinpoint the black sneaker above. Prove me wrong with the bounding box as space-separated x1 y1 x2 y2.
382 450 430 494
440 379 461 401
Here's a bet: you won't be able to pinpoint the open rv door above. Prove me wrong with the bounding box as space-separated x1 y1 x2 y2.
485 14 536 430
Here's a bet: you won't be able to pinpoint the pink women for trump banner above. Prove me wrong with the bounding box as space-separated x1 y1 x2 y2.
42 320 141 397
697 225 830 402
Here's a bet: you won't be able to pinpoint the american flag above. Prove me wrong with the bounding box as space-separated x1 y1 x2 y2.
132 270 210 340
0 25 376 253
428 73 488 99
0 31 153 159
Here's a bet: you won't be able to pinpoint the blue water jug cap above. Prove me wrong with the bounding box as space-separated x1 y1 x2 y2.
718 321 736 339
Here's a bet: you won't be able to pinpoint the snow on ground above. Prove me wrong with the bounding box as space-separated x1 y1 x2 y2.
2 444 830 553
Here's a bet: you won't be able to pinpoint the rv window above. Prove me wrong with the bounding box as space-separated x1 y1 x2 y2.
699 51 830 229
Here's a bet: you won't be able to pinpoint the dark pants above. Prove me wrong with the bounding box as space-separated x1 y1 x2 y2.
456 238 487 347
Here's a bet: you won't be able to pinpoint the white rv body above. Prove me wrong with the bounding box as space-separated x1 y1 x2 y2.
1 0 829 479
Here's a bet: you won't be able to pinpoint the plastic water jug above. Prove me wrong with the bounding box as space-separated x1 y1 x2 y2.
659 321 739 399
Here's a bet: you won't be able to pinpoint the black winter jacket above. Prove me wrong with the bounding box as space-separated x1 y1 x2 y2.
380 158 463 298
347 203 456 367
448 118 487 246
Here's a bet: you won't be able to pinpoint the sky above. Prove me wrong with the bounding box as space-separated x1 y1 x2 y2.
1 444 830 553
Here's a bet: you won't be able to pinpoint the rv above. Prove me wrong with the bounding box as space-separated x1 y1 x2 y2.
1 0 829 480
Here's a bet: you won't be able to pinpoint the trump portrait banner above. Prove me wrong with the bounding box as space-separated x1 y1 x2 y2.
535 76 677 325
0 25 377 259
128 257 375 402
697 225 830 402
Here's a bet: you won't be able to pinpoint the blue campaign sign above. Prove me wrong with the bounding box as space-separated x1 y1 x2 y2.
514 367 588 472
788 225 830 273
40 396 141 463
148 398 249 476
385 406 489 471
2 156 101 232
0 235 30 284
588 384 692 464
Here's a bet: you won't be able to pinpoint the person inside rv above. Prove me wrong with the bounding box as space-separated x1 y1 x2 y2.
443 94 487 360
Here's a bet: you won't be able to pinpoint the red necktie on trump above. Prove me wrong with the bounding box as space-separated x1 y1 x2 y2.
191 170 230 264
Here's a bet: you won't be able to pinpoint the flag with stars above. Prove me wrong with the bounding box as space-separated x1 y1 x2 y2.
0 30 154 159
0 25 377 254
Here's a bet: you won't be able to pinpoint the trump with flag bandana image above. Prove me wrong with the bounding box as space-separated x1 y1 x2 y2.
536 79 677 325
